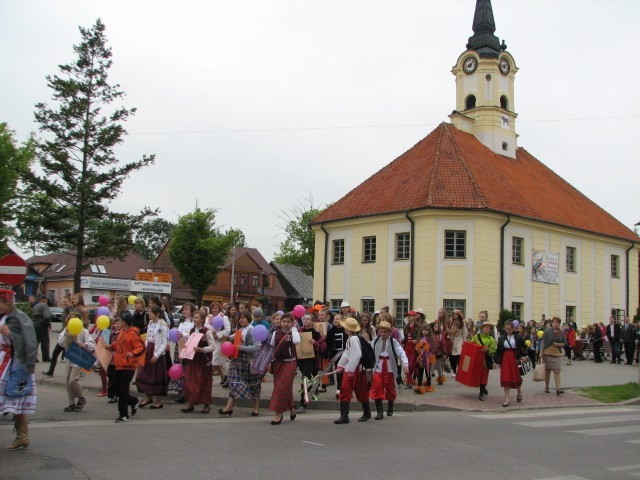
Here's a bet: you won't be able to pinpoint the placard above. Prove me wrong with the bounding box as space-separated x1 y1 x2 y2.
295 331 315 359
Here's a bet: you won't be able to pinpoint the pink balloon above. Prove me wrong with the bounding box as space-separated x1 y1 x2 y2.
98 295 110 306
221 342 236 357
292 305 306 319
168 364 183 380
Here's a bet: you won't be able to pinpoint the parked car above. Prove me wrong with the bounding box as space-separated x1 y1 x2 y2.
50 307 65 322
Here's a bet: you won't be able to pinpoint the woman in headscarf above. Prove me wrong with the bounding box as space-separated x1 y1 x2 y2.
0 289 37 450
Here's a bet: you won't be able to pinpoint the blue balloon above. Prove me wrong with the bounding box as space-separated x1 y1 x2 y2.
252 325 269 343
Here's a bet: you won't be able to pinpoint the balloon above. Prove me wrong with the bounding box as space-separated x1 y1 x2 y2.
168 364 184 380
67 317 84 335
96 306 110 317
221 342 236 357
292 305 306 319
96 315 110 330
537 330 544 338
525 339 532 347
252 325 268 342
168 328 180 343
512 320 520 328
128 295 137 305
212 316 224 332
98 295 110 306
140 333 147 342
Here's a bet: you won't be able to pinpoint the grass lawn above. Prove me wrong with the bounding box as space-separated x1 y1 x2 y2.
577 382 640 403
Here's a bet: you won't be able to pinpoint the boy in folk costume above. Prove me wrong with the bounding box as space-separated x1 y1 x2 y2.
370 321 408 419
334 317 371 424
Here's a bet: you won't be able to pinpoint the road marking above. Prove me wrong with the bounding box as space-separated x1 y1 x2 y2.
514 414 640 428
471 407 636 420
533 476 591 480
627 440 640 445
568 425 640 436
607 465 640 472
302 441 324 446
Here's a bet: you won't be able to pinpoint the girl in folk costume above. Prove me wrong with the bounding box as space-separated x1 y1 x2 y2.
268 313 301 425
447 310 468 377
181 311 215 414
326 313 348 398
207 302 231 387
495 321 528 407
402 311 421 386
296 314 325 413
0 289 37 450
136 305 169 409
414 323 435 393
314 307 332 392
431 322 448 385
169 303 195 403
106 314 145 423
359 313 375 342
334 317 371 425
470 321 497 401
370 321 409 419
58 316 95 412
218 311 262 417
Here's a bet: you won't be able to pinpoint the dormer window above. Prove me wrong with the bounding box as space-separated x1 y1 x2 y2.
90 264 107 274
500 95 509 110
465 95 476 110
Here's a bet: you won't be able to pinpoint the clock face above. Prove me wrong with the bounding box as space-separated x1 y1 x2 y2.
499 57 510 75
462 56 478 75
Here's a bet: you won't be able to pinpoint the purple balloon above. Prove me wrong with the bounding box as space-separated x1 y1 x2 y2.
212 316 224 332
512 320 520 328
168 328 179 343
251 324 269 342
96 306 110 317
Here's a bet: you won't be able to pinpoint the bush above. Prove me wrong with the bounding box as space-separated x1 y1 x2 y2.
497 309 515 335
16 302 33 317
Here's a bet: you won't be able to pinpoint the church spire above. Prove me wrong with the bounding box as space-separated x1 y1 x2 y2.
465 0 505 58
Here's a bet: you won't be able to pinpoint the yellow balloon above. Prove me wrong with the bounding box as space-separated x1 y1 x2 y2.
67 317 84 335
536 330 544 338
96 315 110 330
140 333 147 342
525 339 531 347
128 295 137 305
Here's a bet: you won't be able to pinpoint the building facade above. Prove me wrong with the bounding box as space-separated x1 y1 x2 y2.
311 0 639 327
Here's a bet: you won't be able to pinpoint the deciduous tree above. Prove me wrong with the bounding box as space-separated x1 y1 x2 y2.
274 199 323 275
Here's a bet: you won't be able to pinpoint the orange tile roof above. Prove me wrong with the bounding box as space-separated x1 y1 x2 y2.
312 123 639 243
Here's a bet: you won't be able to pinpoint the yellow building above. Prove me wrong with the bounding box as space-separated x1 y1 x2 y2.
311 0 639 327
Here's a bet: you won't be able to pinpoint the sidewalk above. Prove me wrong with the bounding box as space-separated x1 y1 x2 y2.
40 330 639 413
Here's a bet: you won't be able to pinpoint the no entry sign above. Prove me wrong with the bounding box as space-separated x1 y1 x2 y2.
0 254 28 286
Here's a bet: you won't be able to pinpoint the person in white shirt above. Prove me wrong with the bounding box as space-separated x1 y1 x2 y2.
370 321 409 419
334 317 370 424
58 321 95 412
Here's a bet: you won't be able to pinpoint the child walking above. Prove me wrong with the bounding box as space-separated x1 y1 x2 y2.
370 321 408 419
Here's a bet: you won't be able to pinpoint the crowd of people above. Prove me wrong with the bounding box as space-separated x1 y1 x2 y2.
2 289 640 449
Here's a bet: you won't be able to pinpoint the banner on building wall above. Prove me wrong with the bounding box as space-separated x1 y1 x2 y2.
532 250 559 284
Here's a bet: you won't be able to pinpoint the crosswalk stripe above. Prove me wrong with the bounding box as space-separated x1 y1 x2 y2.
514 414 640 428
471 407 636 420
607 465 640 471
568 425 640 436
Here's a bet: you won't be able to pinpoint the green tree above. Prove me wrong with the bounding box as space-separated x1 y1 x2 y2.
497 309 515 335
134 217 175 261
16 19 155 290
224 227 246 248
274 199 323 275
169 208 233 307
0 123 34 247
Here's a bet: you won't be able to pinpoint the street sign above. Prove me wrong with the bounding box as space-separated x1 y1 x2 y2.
0 254 28 286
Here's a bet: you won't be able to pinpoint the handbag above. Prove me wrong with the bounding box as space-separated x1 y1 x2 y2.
532 361 545 382
250 341 274 375
4 360 33 397
518 357 532 376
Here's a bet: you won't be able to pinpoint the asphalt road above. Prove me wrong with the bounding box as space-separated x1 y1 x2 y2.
2 380 639 480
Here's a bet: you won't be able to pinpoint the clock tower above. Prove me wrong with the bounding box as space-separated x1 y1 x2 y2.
449 0 518 159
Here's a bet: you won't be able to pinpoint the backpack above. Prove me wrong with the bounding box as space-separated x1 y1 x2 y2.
358 335 376 369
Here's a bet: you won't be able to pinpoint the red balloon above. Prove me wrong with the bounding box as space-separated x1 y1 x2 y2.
168 364 184 380
221 342 236 357
292 305 306 319
98 295 110 306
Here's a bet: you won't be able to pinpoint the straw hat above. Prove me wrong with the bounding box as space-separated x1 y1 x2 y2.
377 320 392 331
480 321 493 328
340 317 361 333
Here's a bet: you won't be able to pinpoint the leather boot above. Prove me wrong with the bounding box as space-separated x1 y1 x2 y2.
334 401 350 424
387 400 394 417
358 402 371 422
374 399 384 420
4 415 29 450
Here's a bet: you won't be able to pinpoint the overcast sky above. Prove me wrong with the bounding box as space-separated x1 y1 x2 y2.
2 0 639 262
